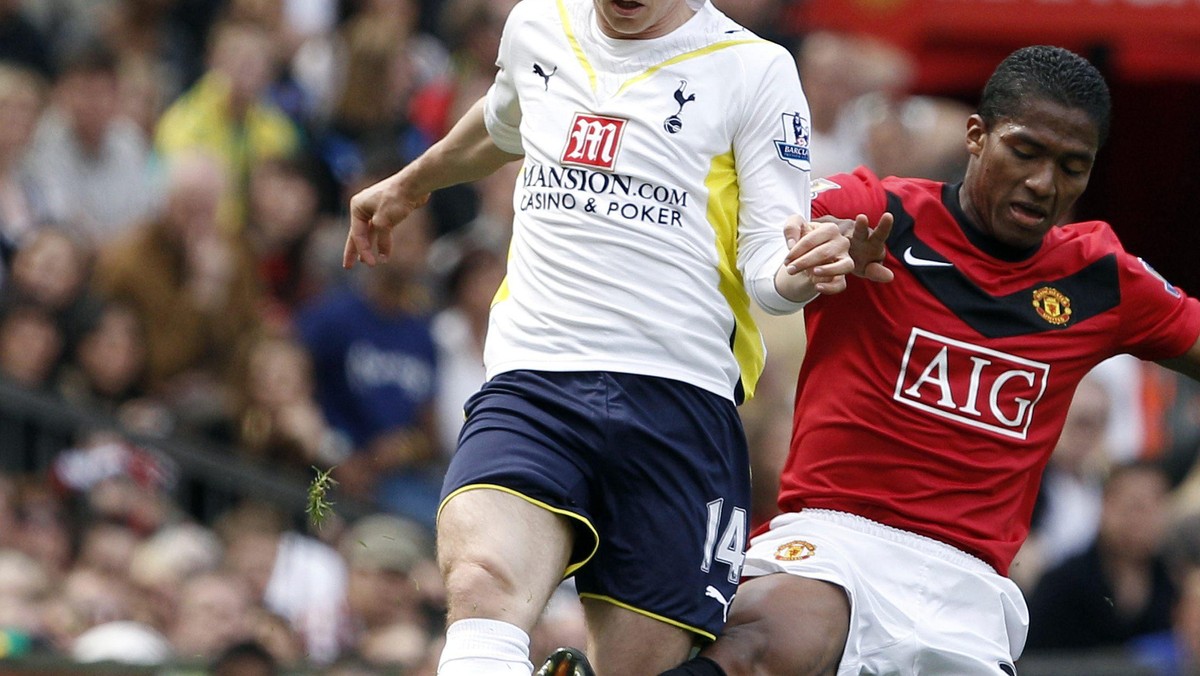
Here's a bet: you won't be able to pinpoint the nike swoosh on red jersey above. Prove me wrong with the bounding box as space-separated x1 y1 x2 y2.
903 246 954 268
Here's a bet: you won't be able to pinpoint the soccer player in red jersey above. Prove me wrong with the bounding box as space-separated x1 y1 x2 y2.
661 45 1200 676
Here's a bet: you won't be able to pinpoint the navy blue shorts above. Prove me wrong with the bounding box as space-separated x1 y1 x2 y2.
440 370 751 641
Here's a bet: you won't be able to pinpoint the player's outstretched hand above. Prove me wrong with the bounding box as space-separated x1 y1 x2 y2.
343 174 430 269
849 212 894 283
779 216 853 298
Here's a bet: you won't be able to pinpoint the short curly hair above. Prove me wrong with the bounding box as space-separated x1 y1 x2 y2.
979 45 1112 146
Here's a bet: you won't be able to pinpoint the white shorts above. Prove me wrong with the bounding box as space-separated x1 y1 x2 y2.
743 509 1028 676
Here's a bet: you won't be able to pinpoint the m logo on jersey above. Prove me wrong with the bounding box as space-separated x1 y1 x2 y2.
895 328 1049 440
561 113 626 171
774 111 811 171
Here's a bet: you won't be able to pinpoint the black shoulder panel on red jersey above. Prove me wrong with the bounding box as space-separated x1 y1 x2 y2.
884 191 1120 338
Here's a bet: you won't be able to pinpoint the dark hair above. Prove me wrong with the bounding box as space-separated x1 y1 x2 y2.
978 45 1112 146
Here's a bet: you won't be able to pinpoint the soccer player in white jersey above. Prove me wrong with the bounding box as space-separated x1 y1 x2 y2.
343 1 877 674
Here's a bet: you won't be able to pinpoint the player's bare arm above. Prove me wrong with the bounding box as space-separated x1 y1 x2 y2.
343 96 524 268
1159 333 1200 381
774 217 853 301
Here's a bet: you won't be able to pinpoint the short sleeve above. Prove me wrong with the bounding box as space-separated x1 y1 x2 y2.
811 166 890 223
1116 252 1200 360
483 7 524 154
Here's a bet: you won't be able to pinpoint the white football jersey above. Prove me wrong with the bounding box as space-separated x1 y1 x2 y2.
483 0 812 402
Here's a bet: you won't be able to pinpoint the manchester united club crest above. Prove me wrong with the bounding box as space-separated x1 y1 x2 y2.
774 540 816 561
1032 286 1072 326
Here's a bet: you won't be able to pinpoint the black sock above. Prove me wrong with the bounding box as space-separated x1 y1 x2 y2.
658 655 728 676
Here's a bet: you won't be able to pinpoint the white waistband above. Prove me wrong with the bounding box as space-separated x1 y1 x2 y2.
781 508 996 575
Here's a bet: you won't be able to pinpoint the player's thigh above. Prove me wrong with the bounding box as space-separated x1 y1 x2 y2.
702 573 850 676
572 372 751 642
438 488 574 627
437 371 606 626
441 370 604 573
582 597 696 676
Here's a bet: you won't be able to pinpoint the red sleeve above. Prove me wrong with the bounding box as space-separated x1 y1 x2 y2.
1114 241 1200 360
811 166 890 222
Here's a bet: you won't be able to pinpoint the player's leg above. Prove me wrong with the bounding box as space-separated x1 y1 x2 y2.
685 573 850 676
435 371 604 676
566 372 752 676
439 488 574 627
437 488 574 675
582 597 697 675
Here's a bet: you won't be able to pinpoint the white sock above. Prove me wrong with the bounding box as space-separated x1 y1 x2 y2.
437 618 534 675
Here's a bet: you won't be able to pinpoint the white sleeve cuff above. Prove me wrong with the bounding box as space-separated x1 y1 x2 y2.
749 273 814 315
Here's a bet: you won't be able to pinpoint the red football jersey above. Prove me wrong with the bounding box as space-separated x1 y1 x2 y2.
779 167 1200 574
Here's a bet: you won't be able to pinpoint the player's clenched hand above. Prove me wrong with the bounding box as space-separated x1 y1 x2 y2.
778 216 853 299
849 212 894 283
343 174 430 269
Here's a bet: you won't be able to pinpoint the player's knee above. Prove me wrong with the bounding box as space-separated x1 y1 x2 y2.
442 554 518 603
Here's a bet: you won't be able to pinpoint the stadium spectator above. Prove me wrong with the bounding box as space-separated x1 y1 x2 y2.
244 154 328 325
215 500 350 665
794 31 913 179
55 300 167 434
26 39 160 244
231 332 344 470
126 521 224 632
298 207 443 528
0 61 49 266
4 228 97 354
155 19 299 232
168 570 261 663
0 302 63 390
1026 461 1176 652
339 514 439 670
93 150 263 435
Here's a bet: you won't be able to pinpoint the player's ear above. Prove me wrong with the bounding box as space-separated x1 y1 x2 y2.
965 114 987 157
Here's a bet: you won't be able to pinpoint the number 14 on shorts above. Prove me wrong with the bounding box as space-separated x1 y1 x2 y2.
701 498 747 583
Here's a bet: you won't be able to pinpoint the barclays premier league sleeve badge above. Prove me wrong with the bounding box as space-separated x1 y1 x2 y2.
1139 257 1183 298
774 112 811 171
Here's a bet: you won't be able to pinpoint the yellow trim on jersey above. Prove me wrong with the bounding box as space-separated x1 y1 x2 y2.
491 222 517 307
554 1 762 97
614 39 764 97
438 484 600 577
491 276 510 307
576 593 718 642
706 149 765 400
556 0 597 91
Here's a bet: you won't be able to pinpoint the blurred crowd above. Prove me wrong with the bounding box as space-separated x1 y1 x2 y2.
1 0 1200 673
